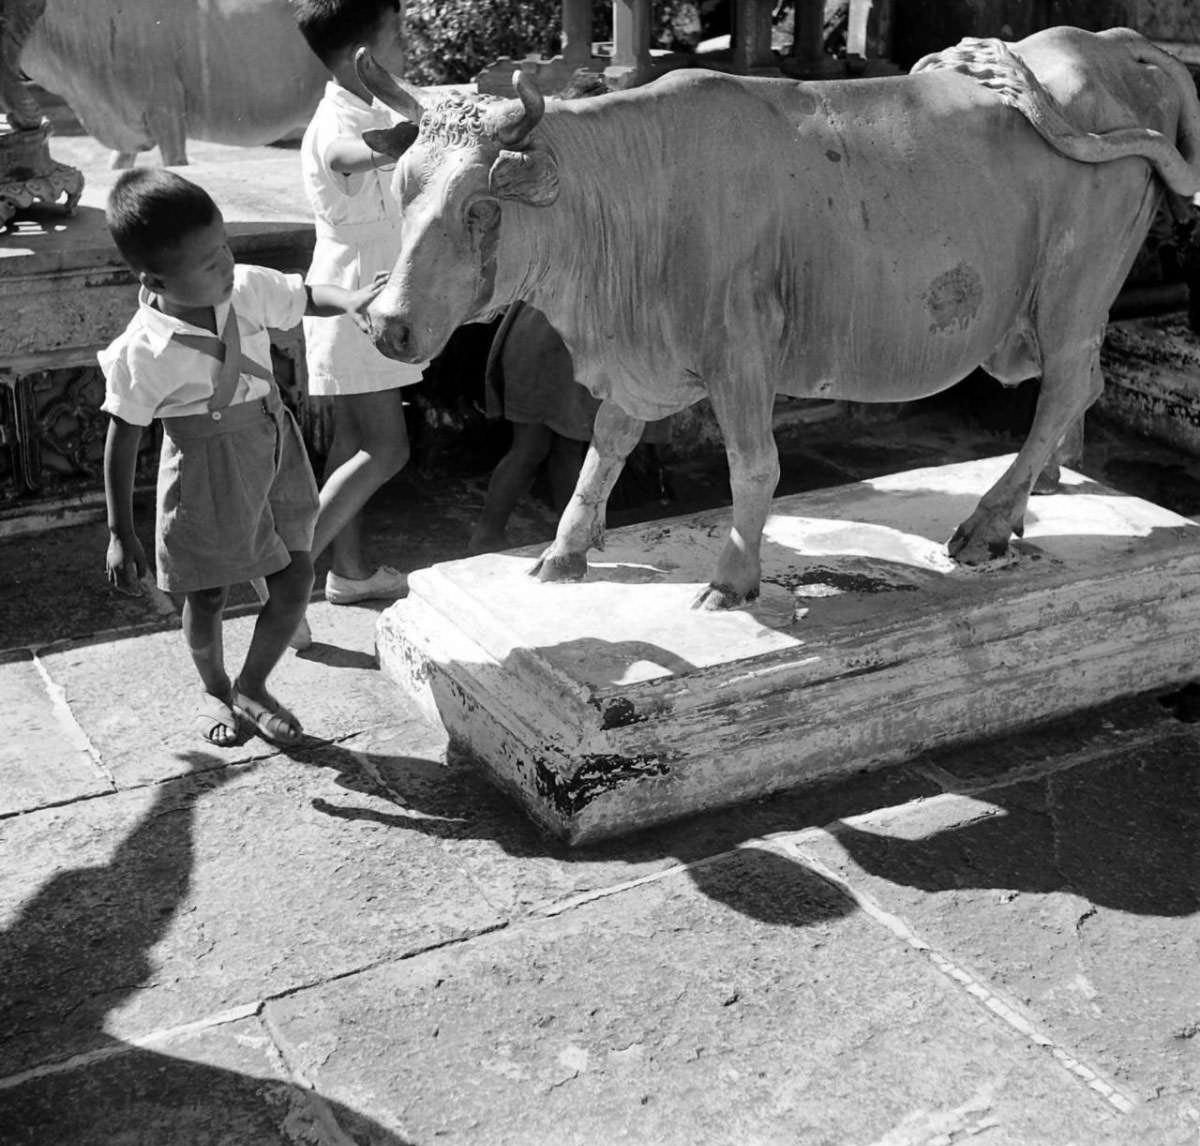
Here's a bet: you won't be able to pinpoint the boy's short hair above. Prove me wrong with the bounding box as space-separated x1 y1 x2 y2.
292 0 401 68
106 169 220 272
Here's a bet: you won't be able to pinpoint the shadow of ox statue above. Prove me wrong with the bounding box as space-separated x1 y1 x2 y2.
358 26 1200 610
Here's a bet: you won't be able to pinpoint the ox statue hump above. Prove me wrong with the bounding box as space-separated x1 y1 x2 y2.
359 27 1200 610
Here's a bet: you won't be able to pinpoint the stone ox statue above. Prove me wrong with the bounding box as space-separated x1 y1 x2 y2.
359 26 1200 610
19 0 325 166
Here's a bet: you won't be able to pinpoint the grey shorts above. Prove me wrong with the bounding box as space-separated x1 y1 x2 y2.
155 388 319 593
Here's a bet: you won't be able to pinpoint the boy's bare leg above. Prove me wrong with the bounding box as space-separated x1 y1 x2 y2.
182 586 237 747
314 390 410 578
234 552 314 742
249 576 311 651
470 422 554 553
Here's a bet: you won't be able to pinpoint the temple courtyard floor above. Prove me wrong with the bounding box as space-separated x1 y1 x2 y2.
2 391 1199 1145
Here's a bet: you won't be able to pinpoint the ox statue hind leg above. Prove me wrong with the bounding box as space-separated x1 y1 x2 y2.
531 399 645 582
693 381 780 610
948 338 1104 564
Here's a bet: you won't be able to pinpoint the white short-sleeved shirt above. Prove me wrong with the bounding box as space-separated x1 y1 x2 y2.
99 265 307 426
301 82 403 231
300 83 423 396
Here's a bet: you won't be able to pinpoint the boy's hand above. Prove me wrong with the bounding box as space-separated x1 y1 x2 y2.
106 533 148 595
347 271 390 335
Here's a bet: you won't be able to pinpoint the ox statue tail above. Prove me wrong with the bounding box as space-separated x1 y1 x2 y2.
912 31 1200 206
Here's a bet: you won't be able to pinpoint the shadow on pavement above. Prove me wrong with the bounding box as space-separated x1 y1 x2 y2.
832 744 1200 917
0 752 415 1145
294 713 1198 927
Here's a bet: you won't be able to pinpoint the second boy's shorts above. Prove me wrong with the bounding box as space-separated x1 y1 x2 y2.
155 388 318 593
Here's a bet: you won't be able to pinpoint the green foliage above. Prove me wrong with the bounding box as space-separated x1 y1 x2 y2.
403 1 705 86
403 1 563 85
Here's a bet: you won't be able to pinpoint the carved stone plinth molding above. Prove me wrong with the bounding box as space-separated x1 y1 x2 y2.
379 455 1200 843
0 119 83 229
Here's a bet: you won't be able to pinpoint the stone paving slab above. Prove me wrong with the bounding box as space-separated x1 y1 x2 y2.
352 722 941 916
36 601 424 788
0 755 501 1079
781 730 1200 1119
0 1014 411 1146
0 650 110 816
263 846 1128 1146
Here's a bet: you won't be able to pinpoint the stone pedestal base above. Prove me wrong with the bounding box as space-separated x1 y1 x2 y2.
377 456 1200 844
0 121 83 230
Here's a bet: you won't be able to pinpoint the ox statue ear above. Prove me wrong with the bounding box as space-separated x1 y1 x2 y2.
489 145 559 206
355 47 425 123
363 122 419 160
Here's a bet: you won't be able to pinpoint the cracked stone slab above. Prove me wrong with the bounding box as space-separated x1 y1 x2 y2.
781 733 1200 1116
350 721 939 916
38 603 437 788
0 651 110 816
263 846 1126 1146
0 754 501 1078
0 1014 413 1146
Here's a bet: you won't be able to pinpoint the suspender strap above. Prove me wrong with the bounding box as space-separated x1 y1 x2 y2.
170 306 275 411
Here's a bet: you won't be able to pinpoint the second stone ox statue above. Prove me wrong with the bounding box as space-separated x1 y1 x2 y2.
359 26 1200 610
20 0 325 166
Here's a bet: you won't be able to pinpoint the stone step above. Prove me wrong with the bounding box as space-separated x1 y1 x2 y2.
378 456 1200 846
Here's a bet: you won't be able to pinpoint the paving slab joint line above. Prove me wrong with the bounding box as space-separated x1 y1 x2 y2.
528 822 963 922
531 840 796 920
0 1001 262 1092
0 730 385 823
0 922 512 1093
30 647 118 791
256 1010 365 1146
261 919 513 1010
783 833 1140 1117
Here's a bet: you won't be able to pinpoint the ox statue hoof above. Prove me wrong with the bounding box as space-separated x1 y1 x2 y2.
946 525 1012 565
529 550 588 582
691 582 758 611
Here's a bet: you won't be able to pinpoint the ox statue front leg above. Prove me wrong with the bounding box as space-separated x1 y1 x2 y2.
531 399 644 582
693 383 780 610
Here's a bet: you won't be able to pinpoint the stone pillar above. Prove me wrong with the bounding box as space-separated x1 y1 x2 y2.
605 0 652 89
561 0 594 69
786 0 841 77
731 0 775 74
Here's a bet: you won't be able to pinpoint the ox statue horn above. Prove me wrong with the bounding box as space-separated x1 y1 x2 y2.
497 71 545 146
354 47 425 123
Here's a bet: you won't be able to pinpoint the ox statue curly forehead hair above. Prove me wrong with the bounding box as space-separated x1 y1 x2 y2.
354 49 547 149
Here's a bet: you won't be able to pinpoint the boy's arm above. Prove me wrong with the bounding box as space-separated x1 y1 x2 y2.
305 275 390 331
325 123 418 176
104 416 148 594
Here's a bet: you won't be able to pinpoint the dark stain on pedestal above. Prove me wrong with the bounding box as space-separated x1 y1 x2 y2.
598 696 644 729
535 752 670 819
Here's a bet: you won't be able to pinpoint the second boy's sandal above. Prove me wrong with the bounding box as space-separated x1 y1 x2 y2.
232 684 303 747
324 566 408 605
